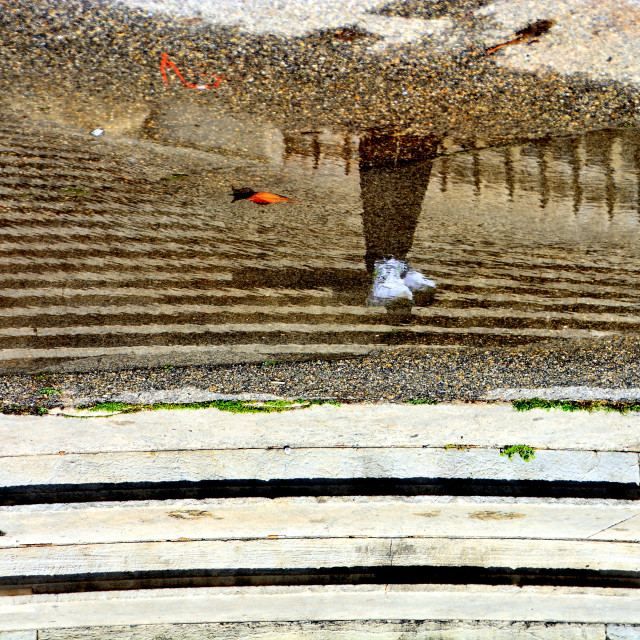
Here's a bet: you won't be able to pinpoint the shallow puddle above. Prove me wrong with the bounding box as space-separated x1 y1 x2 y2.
1 103 640 372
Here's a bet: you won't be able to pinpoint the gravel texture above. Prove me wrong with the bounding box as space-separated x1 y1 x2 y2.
1 0 639 144
3 335 640 410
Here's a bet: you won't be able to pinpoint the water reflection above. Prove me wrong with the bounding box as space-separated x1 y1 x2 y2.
285 126 640 224
359 131 439 309
1 107 640 372
359 131 439 273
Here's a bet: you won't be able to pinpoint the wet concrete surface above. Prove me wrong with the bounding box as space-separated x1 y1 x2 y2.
1 0 640 403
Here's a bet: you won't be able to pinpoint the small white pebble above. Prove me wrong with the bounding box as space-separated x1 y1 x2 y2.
284 446 291 454
91 128 104 137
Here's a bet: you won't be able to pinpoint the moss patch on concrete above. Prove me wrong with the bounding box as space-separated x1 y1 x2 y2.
512 398 640 414
77 399 340 415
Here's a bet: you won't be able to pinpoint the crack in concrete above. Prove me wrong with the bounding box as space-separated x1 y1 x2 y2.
587 512 640 540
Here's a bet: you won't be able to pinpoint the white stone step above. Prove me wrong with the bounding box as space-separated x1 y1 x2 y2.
1 585 639 632
9 620 636 640
2 496 639 546
0 497 638 580
1 404 638 489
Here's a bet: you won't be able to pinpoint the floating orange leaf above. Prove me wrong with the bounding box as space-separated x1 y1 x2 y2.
231 186 300 205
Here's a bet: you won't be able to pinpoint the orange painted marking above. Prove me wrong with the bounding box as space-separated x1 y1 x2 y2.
161 53 223 90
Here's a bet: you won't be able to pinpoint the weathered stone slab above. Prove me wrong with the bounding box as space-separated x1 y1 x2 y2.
0 585 637 631
1 497 639 546
1 447 636 488
37 620 607 640
0 632 37 640
608 625 640 640
2 404 639 457
2 537 639 578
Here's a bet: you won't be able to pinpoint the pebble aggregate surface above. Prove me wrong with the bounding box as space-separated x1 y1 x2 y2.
2 336 640 410
2 0 640 142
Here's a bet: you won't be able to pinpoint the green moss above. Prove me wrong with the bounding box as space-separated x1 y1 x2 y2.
444 443 467 451
512 398 640 414
81 401 135 413
160 173 188 182
262 361 281 366
408 398 438 405
64 187 89 196
500 444 536 462
78 398 340 415
1 406 48 416
38 388 61 397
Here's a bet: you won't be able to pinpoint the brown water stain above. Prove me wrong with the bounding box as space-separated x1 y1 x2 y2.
469 511 526 520
167 510 223 520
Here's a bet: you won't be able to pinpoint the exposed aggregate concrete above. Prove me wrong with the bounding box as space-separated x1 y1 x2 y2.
1 0 639 145
2 336 640 410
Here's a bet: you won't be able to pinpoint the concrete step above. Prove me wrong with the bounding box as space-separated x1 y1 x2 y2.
2 496 639 546
1 403 638 633
4 403 638 454
0 404 638 499
0 496 639 587
6 621 640 640
1 585 639 634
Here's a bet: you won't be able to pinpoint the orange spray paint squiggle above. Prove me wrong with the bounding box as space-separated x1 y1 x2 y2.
160 53 224 90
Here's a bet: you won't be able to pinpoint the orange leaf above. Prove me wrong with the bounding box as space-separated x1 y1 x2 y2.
248 192 300 205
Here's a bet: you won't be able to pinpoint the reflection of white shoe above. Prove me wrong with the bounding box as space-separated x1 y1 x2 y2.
367 258 413 307
403 268 436 292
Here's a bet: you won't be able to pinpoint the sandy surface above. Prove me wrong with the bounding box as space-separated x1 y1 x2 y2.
2 335 640 410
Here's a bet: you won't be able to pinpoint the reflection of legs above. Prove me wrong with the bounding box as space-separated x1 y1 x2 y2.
359 132 439 273
359 133 439 306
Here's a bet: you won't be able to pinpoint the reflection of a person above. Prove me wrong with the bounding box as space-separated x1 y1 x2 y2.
227 131 440 309
359 131 440 306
